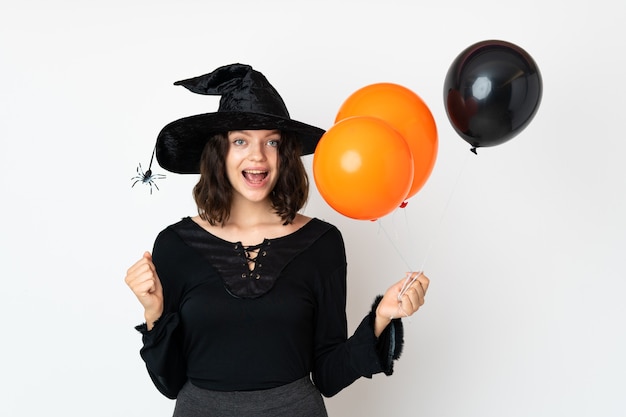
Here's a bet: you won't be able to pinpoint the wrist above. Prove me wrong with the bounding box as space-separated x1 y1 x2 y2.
374 308 392 338
144 311 162 331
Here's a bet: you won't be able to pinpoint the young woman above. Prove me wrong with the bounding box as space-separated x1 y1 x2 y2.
125 63 429 417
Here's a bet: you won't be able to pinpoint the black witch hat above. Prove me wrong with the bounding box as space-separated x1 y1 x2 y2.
154 63 326 174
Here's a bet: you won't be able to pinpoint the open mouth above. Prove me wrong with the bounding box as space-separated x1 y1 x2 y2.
242 170 269 184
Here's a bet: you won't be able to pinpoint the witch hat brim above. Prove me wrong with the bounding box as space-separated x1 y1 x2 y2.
155 64 326 174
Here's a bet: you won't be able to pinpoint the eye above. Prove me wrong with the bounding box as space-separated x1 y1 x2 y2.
267 139 280 147
233 138 246 146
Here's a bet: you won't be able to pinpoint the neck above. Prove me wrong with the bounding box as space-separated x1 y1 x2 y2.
219 200 288 246
227 197 281 229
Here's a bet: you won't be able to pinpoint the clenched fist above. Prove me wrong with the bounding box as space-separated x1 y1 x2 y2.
125 252 163 330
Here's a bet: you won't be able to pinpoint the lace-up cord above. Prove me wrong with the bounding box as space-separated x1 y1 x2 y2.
243 243 263 271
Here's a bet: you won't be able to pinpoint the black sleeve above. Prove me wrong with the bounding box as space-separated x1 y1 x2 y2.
310 227 405 397
133 226 189 399
135 313 187 399
368 295 405 375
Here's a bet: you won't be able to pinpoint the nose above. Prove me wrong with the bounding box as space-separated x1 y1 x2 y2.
248 141 267 161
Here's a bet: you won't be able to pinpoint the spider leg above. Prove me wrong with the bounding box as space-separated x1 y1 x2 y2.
131 164 165 194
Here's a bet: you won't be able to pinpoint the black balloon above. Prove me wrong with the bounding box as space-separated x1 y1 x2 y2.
443 40 543 152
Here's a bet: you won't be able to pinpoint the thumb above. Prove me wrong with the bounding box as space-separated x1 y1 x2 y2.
143 251 152 261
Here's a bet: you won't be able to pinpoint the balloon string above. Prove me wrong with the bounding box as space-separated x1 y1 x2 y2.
376 222 418 313
390 150 473 299
398 271 423 303
377 220 414 272
416 150 471 273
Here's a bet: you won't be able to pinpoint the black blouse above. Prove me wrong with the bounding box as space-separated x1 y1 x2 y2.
135 217 404 399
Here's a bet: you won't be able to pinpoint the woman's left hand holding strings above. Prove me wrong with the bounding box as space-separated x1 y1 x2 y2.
374 272 430 337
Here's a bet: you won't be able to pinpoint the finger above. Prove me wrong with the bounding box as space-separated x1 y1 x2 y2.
399 289 416 315
131 252 154 271
413 285 425 307
412 279 426 300
126 257 149 278
126 268 156 290
126 255 157 281
396 271 418 296
125 264 158 293
402 285 424 314
133 278 157 297
404 273 428 298
416 274 430 293
125 261 149 285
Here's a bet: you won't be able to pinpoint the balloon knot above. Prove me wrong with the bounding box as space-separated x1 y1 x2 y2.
399 201 408 208
470 147 477 154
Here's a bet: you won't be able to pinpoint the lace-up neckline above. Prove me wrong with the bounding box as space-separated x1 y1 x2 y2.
175 216 332 298
243 243 263 271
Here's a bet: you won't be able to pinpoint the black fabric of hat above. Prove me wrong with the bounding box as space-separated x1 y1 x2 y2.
155 63 326 174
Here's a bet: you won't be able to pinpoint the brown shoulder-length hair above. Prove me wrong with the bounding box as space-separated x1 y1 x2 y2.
193 131 309 226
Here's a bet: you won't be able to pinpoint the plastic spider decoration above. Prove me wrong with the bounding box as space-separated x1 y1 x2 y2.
131 162 166 194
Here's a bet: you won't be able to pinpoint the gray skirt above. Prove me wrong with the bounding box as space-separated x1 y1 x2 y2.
172 376 328 417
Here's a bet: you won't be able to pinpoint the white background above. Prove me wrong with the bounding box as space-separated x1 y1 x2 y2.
1 1 624 416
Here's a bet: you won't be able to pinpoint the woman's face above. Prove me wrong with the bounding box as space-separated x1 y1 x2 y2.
225 129 281 204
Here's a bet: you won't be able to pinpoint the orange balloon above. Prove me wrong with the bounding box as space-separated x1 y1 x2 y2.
313 116 414 220
335 83 438 201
